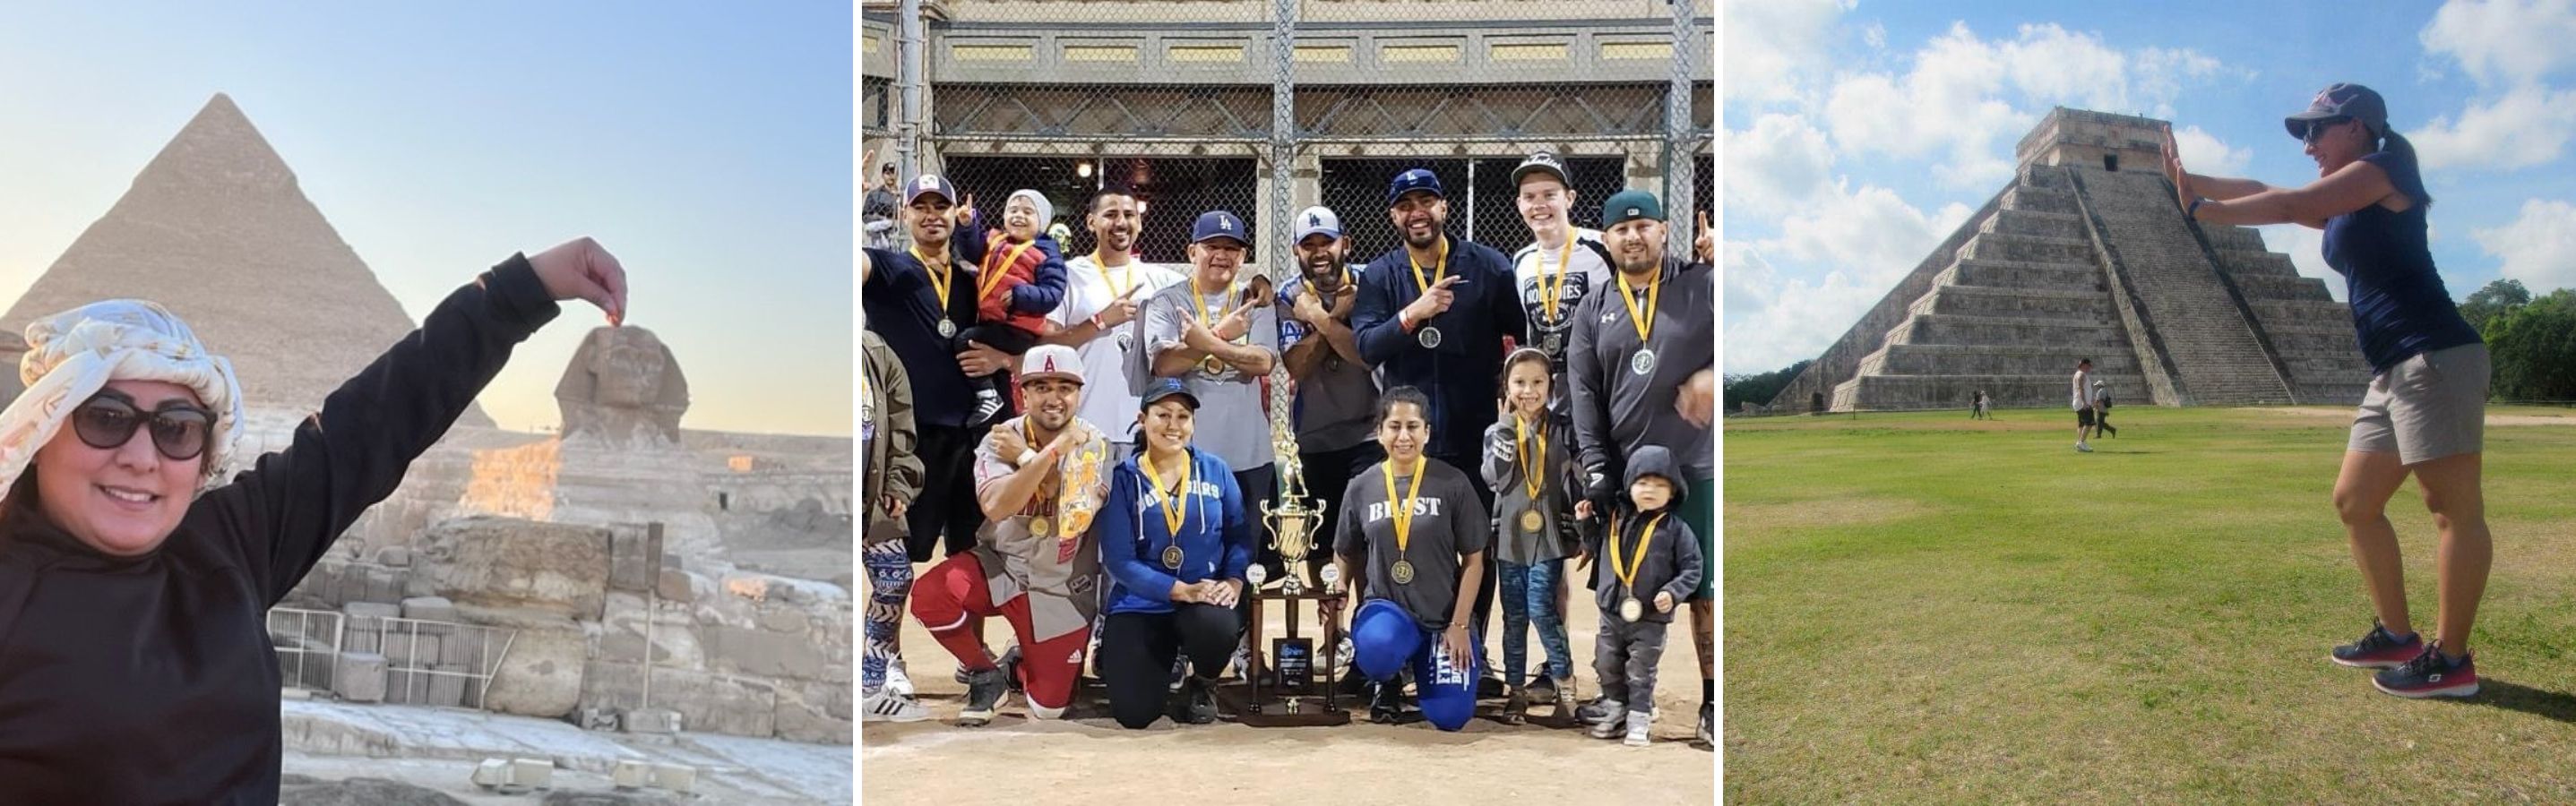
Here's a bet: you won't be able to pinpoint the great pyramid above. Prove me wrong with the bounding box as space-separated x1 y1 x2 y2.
1774 107 2373 413
2 94 491 426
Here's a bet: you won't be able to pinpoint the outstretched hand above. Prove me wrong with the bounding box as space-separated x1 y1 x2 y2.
2161 128 2195 213
529 237 630 326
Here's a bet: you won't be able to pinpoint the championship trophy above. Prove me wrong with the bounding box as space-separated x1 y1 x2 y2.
1217 448 1350 726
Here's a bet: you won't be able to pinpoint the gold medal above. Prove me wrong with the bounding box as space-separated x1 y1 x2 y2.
1513 415 1548 534
1162 544 1185 570
1142 448 1193 570
1616 265 1662 375
1200 355 1227 376
1520 506 1544 534
1187 276 1238 378
1381 456 1429 587
1609 512 1665 622
1029 516 1054 538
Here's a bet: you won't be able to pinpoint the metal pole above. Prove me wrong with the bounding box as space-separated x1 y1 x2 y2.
1665 0 1697 259
897 0 927 180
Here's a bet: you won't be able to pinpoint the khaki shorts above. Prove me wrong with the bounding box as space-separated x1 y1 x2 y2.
2348 343 2489 465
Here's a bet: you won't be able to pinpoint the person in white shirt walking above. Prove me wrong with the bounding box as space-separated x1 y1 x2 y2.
2072 358 2099 452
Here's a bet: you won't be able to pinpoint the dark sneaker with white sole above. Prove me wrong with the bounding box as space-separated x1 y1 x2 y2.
2330 622 2424 669
2374 644 2478 699
958 667 1011 726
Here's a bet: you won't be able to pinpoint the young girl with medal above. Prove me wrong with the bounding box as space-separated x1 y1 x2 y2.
1574 444 1703 747
1096 381 1252 729
1479 348 1582 724
1329 387 1490 731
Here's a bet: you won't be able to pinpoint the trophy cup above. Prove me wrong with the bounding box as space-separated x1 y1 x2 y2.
1217 450 1351 726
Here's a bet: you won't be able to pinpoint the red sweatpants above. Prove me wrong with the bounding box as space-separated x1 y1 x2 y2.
908 552 1088 716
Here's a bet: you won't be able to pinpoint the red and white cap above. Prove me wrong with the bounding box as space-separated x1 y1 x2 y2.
1018 344 1085 385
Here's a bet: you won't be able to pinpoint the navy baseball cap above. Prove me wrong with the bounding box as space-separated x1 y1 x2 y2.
903 174 958 205
1191 210 1250 247
1141 378 1201 410
1293 206 1342 242
2285 82 2389 139
1601 190 1666 225
1511 151 1571 187
1386 168 1445 206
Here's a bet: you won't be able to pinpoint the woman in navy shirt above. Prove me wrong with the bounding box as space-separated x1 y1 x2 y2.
2167 82 2490 699
1096 379 1253 728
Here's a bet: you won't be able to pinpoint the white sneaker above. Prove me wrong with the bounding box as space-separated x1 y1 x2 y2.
1623 710 1653 747
2075 442 2093 453
884 662 915 698
861 688 931 723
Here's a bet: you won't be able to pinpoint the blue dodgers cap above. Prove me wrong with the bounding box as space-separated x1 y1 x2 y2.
2285 82 2391 139
903 174 958 205
1293 206 1343 242
1191 210 1250 246
1385 168 1445 206
1140 378 1201 410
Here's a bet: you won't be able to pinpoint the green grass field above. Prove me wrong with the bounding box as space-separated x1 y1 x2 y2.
1722 406 2576 803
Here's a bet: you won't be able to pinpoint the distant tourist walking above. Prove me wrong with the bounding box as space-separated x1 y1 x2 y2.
2071 358 2099 452
2166 82 2491 698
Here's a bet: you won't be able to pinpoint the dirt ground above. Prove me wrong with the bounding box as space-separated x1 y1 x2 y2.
860 578 1715 805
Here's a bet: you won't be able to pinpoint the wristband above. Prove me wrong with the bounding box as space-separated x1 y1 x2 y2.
1016 449 1040 467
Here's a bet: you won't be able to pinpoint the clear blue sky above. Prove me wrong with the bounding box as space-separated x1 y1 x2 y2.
0 2 853 435
1723 0 2576 374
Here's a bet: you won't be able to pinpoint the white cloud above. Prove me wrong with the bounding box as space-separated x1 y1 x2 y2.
1722 0 1854 105
1723 188 1974 372
2473 198 2576 291
2411 83 2576 170
2172 124 2252 177
2421 0 2576 88
1721 114 1837 219
1822 22 2238 190
1864 22 1887 50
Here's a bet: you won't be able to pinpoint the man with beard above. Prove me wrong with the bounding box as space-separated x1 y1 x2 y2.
862 173 1011 564
1044 187 1186 461
1351 168 1527 694
909 345 1113 725
1142 210 1282 583
1567 190 1716 748
1279 206 1382 586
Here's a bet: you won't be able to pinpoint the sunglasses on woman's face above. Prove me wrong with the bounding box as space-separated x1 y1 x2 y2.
70 395 215 461
2300 116 2352 145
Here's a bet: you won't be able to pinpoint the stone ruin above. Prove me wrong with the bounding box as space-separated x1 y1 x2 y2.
1774 107 2374 412
2 94 855 746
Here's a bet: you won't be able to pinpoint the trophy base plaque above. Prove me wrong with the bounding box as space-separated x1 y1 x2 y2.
1216 584 1350 727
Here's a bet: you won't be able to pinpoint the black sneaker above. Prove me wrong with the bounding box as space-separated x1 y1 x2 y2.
958 667 1010 726
1368 681 1404 724
1697 702 1713 748
2330 621 2424 669
1176 675 1219 725
2373 643 2479 699
999 645 1026 694
969 390 1006 429
1477 673 1506 699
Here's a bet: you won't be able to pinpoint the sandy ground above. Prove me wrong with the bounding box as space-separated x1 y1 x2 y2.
861 577 1715 805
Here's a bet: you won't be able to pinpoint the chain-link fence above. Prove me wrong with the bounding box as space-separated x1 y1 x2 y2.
861 0 1712 272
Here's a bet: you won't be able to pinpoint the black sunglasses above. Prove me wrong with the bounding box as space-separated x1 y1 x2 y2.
2299 116 2352 145
70 395 216 461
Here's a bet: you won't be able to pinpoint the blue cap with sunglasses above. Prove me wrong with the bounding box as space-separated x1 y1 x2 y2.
2286 82 2388 141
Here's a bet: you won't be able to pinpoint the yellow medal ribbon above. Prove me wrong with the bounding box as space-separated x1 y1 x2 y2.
1140 449 1192 542
1513 415 1545 502
1382 455 1428 560
911 245 952 304
1615 266 1661 347
1539 237 1573 322
978 240 1039 305
1409 237 1450 297
1610 512 1665 597
1098 251 1136 299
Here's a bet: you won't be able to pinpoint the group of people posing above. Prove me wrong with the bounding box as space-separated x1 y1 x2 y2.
860 152 1716 747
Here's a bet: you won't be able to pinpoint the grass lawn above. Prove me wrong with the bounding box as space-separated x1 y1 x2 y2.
1722 406 2576 803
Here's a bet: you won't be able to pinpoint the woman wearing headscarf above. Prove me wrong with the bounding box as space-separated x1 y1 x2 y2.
0 239 629 802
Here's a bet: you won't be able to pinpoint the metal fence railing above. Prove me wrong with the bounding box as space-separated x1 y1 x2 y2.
269 607 517 711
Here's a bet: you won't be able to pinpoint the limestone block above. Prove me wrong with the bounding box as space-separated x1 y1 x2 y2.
384 633 440 669
364 563 405 604
655 567 697 603
772 679 852 744
333 652 387 703
401 596 458 625
342 602 399 655
648 764 694 794
622 707 681 734
374 545 412 567
607 523 663 593
613 760 650 789
703 625 831 681
473 759 510 787
414 516 612 621
470 608 588 719
511 758 555 789
756 605 806 634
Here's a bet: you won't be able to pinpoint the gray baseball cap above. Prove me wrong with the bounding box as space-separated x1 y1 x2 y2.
1511 151 1571 187
2285 82 2389 139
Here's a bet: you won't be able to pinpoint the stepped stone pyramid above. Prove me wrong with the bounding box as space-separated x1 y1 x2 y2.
1 94 491 426
1775 108 2373 413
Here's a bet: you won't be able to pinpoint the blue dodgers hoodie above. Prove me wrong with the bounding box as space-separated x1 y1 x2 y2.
1583 445 1703 624
1098 446 1254 615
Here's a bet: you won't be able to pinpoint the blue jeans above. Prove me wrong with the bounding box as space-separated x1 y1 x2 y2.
1498 559 1573 688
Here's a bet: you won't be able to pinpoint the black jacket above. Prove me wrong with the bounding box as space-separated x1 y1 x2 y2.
1583 445 1704 624
0 255 558 804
